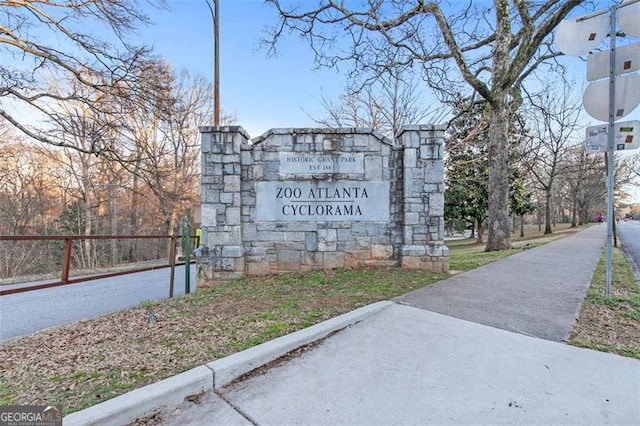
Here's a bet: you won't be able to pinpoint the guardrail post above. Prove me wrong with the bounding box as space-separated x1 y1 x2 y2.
0 234 194 295
61 238 72 283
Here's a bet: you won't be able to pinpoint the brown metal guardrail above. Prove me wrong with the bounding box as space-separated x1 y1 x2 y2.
0 235 199 296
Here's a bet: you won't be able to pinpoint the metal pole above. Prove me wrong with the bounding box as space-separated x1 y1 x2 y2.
61 238 73 283
184 209 191 294
214 0 220 126
169 237 176 298
605 4 617 299
204 0 220 126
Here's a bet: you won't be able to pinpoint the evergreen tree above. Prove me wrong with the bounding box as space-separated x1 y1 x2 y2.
445 97 533 242
509 173 536 237
445 99 490 243
58 201 86 235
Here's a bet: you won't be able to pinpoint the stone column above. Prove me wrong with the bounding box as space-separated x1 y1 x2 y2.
397 125 449 271
197 126 249 285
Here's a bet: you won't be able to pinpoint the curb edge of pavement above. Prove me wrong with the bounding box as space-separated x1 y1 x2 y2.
63 300 394 426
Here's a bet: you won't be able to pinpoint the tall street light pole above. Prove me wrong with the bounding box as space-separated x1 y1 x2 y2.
205 0 220 126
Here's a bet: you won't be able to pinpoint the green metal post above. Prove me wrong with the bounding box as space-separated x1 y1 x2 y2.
183 209 191 294
169 237 176 298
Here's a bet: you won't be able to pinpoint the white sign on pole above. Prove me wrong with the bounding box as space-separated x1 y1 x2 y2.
619 0 640 38
585 120 640 153
556 13 609 56
583 73 640 121
585 125 608 154
587 42 640 81
555 4 640 299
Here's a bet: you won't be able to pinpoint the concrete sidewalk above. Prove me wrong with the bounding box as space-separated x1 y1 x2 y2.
190 305 639 425
65 226 640 425
397 224 606 341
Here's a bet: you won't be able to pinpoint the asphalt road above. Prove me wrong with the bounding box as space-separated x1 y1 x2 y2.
0 265 195 342
618 219 640 281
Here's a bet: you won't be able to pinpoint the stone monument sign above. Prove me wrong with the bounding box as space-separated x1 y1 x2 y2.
197 126 448 284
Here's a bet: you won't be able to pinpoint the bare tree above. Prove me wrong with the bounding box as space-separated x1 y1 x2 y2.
557 146 598 227
44 73 130 267
313 90 386 133
522 81 583 234
562 143 636 227
610 154 635 208
311 69 446 138
0 128 61 277
119 61 210 238
630 153 640 181
0 0 164 154
0 134 59 235
265 0 584 250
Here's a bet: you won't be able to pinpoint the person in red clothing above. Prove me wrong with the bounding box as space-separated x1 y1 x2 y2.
597 213 603 223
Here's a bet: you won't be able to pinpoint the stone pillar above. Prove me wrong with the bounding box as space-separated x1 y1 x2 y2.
197 126 249 285
398 125 449 271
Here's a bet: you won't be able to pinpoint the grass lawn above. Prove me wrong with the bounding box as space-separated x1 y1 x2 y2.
447 222 584 271
568 247 640 359
0 223 637 415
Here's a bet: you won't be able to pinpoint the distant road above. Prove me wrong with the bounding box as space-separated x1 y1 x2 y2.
618 219 640 282
0 265 195 342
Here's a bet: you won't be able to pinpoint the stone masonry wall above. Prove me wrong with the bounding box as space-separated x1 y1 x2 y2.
197 125 448 284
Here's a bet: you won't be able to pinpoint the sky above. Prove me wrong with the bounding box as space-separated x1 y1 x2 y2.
138 1 640 130
135 0 640 200
137 0 346 138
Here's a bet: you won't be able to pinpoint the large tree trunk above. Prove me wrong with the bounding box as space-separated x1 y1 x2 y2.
485 103 511 251
109 183 118 266
81 155 93 268
538 204 542 231
577 197 585 225
128 159 141 262
476 217 484 244
544 189 553 235
484 1 513 252
166 207 179 260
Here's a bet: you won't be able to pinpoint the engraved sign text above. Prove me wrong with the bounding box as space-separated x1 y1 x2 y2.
279 153 364 174
256 181 389 221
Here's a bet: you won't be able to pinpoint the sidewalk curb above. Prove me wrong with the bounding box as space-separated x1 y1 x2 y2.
63 300 393 426
208 300 393 389
619 233 640 284
62 366 213 426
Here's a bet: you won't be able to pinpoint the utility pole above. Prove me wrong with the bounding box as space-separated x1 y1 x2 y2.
205 0 220 126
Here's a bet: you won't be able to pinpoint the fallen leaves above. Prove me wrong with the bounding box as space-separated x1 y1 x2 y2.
570 303 640 357
2 268 436 414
